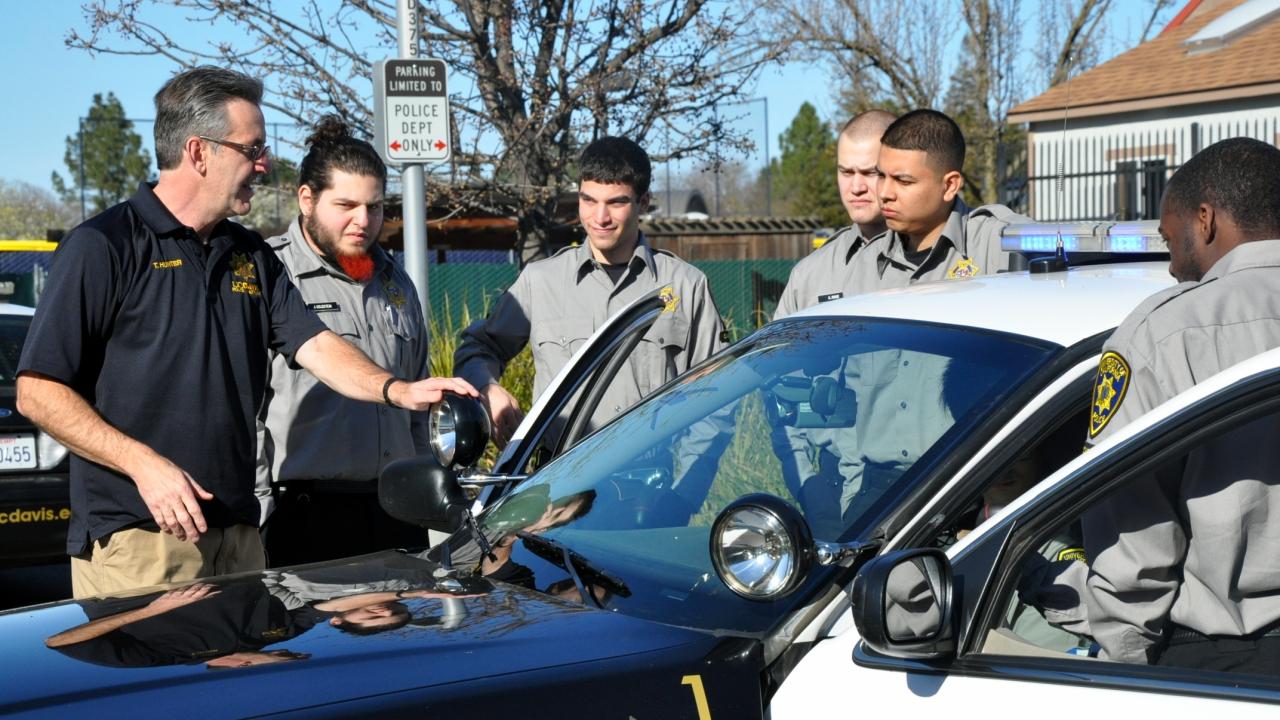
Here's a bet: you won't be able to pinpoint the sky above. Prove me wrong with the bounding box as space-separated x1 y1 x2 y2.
1 1 1168 204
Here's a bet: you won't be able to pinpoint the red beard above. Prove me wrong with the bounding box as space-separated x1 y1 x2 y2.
338 253 375 282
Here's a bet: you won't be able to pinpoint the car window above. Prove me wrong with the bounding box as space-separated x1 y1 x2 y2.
973 404 1280 685
935 403 1091 550
0 315 29 386
475 318 1056 634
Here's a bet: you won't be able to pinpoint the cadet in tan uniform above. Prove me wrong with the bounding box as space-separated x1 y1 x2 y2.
775 109 896 319
456 137 727 448
773 110 895 532
833 111 1030 508
774 110 1030 530
257 117 438 566
1082 137 1280 671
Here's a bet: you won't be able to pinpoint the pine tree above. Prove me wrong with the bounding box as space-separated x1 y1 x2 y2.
51 92 152 218
769 103 845 227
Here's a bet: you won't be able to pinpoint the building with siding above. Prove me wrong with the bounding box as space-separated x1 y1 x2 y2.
1007 0 1280 221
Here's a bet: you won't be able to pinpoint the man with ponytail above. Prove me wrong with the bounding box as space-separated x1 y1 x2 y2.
257 116 435 566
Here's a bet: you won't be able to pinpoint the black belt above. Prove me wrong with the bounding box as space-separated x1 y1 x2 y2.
1167 621 1280 646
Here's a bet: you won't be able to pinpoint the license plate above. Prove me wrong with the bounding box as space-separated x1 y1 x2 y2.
0 434 37 470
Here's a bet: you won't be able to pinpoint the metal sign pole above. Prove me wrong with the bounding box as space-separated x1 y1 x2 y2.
397 0 429 332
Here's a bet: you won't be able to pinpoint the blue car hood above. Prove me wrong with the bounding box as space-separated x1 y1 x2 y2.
0 551 743 718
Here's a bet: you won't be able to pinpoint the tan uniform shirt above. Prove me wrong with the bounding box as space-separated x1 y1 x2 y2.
774 225 874 320
454 236 726 436
1083 239 1280 663
256 219 430 519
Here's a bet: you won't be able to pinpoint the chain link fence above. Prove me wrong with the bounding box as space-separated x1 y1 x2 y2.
424 258 798 342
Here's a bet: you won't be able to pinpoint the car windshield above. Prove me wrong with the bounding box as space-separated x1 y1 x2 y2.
476 317 1057 634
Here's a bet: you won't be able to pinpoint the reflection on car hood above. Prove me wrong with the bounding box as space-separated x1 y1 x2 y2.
0 551 724 717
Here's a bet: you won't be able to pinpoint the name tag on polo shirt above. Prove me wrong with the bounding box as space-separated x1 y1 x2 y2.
818 292 844 303
307 302 342 313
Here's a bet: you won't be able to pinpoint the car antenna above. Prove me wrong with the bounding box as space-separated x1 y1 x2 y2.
1031 51 1074 274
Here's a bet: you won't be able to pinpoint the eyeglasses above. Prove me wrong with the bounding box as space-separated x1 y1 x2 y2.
199 136 270 162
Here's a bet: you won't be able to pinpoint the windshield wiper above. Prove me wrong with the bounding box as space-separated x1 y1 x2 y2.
515 531 632 607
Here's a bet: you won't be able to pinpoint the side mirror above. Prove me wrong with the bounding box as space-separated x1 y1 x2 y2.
378 454 469 533
429 394 491 469
851 548 956 660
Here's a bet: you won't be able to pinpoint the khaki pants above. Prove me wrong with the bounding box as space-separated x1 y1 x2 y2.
70 524 265 599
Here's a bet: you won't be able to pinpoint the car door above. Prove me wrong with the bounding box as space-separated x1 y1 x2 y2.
478 288 677 498
781 348 1280 717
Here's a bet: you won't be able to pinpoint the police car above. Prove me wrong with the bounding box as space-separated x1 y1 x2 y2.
0 303 70 565
3 222 1274 716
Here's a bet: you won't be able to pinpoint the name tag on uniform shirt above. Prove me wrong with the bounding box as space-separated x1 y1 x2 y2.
818 292 844 303
307 302 342 313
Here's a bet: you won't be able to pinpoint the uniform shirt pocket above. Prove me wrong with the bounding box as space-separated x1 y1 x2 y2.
320 311 363 340
637 312 690 394
388 307 421 378
532 317 592 372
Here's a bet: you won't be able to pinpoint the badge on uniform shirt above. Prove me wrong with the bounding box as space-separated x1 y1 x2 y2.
1089 351 1131 438
946 257 980 279
382 278 407 309
307 302 341 313
659 285 680 314
230 252 261 296
818 292 844 303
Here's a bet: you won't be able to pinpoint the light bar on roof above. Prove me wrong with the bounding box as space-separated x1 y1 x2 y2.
1000 222 1099 253
1000 220 1166 254
1104 221 1165 253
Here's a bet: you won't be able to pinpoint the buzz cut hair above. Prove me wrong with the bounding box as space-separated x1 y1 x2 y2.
154 66 264 171
579 136 651 197
839 109 897 143
1163 137 1280 239
880 109 966 174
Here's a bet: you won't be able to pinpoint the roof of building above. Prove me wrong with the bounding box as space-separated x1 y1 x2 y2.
640 216 823 236
1008 0 1280 123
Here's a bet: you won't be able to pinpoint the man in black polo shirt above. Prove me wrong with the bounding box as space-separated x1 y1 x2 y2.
16 66 475 598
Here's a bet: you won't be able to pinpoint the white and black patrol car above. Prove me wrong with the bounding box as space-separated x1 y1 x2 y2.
4 222 1276 716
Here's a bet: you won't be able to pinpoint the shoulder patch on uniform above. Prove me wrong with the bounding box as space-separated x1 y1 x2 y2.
382 278 407 309
659 285 679 313
946 257 980 279
1056 546 1086 563
1089 351 1131 438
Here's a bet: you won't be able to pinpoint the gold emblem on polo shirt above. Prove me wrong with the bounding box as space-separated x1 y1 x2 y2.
659 285 679 314
946 257 980 279
230 252 261 296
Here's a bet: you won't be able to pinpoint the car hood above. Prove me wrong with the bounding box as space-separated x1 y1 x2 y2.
0 551 740 717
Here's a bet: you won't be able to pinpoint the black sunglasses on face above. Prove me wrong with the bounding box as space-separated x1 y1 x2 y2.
199 135 270 162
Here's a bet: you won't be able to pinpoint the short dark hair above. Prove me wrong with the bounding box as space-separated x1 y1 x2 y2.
298 115 387 193
579 137 651 197
1162 137 1280 238
154 66 264 170
880 109 966 174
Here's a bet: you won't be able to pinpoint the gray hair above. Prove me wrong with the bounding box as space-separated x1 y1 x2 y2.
153 66 264 170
